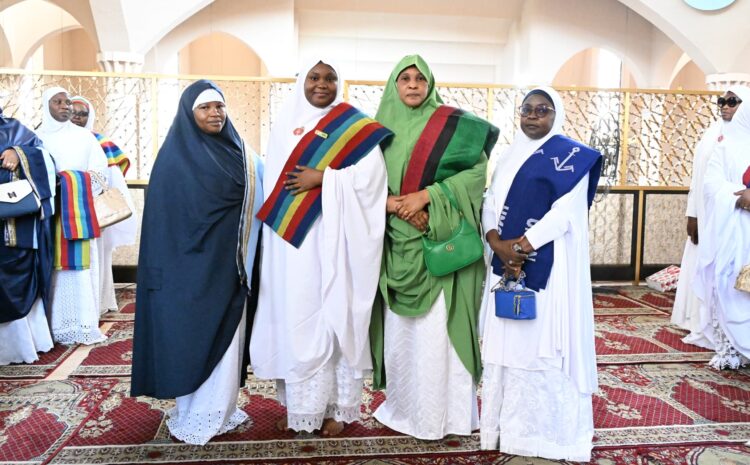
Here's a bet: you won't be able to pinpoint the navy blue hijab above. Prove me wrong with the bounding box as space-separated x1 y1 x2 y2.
0 109 54 323
131 80 252 399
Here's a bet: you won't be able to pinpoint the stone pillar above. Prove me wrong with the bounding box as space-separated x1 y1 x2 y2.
96 51 144 73
705 73 750 91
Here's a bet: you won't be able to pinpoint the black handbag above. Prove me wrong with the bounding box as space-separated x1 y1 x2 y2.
0 179 41 219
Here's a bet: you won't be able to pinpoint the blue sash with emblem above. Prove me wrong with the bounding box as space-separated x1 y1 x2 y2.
491 135 602 291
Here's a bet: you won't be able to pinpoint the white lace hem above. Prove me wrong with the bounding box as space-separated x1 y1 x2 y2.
709 307 749 370
167 407 248 446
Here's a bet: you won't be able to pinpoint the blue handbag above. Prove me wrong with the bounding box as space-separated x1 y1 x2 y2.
0 179 40 219
492 273 536 320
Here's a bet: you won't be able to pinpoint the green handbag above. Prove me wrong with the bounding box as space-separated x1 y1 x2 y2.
421 183 484 277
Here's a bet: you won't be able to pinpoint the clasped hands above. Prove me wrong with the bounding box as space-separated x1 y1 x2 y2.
487 230 533 278
387 190 430 232
284 165 323 195
735 188 750 212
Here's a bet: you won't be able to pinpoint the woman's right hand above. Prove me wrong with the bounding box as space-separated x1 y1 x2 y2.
386 195 403 214
486 230 528 276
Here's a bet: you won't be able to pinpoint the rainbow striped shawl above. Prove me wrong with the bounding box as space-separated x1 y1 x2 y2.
54 170 101 270
94 132 130 176
257 102 392 248
401 105 498 195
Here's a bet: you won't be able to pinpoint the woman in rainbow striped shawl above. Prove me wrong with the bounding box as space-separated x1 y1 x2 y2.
37 87 109 345
251 59 391 436
69 96 136 315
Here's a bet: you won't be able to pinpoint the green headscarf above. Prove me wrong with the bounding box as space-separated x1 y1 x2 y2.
370 54 489 389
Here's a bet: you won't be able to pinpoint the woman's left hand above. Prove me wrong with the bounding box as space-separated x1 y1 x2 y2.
285 165 323 195
0 148 19 171
395 190 429 221
735 189 750 212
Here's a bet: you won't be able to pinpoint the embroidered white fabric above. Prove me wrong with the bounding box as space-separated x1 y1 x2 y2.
50 239 107 345
0 298 53 365
276 351 363 433
97 239 118 313
480 363 594 462
373 292 479 440
709 312 749 370
167 311 248 445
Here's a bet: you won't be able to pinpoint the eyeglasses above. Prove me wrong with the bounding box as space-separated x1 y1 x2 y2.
717 96 742 108
518 104 555 118
71 111 89 117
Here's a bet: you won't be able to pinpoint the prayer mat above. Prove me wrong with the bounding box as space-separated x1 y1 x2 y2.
70 322 133 377
592 290 670 316
100 286 136 322
595 315 713 364
0 343 77 379
616 285 676 313
44 364 750 464
0 378 116 464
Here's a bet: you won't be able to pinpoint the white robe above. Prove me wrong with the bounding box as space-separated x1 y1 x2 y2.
672 121 723 343
694 117 750 369
37 88 109 345
250 59 387 432
478 87 597 462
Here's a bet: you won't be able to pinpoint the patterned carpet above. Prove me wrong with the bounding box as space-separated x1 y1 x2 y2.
2 284 750 465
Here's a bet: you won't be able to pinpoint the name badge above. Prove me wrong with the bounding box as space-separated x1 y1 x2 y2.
314 130 328 139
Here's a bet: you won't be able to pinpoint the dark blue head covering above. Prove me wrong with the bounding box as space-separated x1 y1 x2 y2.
0 107 43 149
132 80 251 399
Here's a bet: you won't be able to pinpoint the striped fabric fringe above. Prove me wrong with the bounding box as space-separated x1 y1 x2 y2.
54 170 100 270
95 132 130 176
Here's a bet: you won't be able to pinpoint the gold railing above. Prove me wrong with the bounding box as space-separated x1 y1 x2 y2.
0 69 714 282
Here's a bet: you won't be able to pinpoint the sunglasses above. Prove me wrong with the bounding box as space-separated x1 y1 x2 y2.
518 104 555 118
717 96 742 108
71 111 89 117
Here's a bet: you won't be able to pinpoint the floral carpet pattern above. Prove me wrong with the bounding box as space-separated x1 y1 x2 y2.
3 285 750 465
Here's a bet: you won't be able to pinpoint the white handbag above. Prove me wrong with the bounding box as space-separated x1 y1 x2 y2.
90 172 132 229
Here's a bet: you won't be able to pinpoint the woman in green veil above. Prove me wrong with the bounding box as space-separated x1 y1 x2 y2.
370 55 498 439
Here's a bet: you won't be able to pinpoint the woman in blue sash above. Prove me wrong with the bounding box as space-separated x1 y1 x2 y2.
131 80 263 445
479 87 601 461
0 110 56 365
370 55 497 439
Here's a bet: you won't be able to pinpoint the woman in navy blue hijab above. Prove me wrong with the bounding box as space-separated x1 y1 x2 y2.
0 108 56 365
131 80 263 445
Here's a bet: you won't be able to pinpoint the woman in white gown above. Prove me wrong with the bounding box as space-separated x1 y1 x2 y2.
37 87 108 346
693 88 750 370
479 87 602 461
69 95 137 314
250 59 390 436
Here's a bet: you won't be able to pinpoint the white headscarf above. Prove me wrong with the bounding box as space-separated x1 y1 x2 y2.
38 86 71 135
263 58 344 197
70 95 96 131
487 86 566 220
191 88 225 110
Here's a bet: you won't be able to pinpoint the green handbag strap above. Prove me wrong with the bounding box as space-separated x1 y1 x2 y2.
437 182 460 212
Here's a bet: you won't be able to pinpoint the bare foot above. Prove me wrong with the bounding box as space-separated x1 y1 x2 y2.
320 418 344 437
275 416 288 432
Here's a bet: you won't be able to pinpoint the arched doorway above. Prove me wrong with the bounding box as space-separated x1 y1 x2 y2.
553 48 637 88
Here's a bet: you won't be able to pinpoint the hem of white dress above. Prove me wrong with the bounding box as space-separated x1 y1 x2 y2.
498 434 593 462
53 329 107 346
373 407 476 440
167 408 248 446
